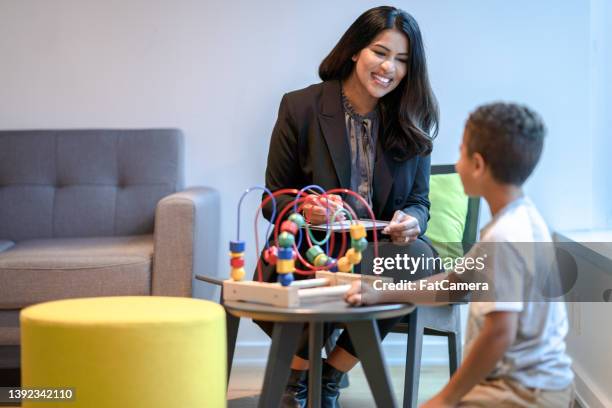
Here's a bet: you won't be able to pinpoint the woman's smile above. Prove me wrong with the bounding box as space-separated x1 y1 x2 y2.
371 72 393 87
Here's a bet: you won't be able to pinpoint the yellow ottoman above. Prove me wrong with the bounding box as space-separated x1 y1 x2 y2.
20 296 226 408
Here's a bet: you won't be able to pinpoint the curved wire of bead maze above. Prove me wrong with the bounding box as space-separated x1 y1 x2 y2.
225 185 382 307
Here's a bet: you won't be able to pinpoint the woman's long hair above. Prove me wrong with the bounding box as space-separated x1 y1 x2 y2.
319 6 439 160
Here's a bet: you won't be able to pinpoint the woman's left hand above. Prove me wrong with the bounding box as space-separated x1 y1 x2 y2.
382 210 420 244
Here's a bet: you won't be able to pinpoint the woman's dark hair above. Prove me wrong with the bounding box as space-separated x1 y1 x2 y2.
319 6 439 160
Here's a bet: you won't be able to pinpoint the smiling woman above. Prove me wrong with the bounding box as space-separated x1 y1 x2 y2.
256 6 440 407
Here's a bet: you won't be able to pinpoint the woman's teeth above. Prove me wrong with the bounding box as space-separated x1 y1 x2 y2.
372 73 391 86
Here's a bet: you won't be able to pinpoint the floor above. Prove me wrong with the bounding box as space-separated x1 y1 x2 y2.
227 363 448 407
1 364 448 407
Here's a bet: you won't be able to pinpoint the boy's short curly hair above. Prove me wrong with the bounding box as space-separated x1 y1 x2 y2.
465 102 546 185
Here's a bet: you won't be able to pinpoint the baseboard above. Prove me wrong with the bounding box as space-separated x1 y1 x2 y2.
233 337 449 367
572 364 611 408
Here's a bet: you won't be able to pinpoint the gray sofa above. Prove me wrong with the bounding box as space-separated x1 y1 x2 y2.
0 129 220 368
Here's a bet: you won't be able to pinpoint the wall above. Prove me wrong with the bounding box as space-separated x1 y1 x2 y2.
0 0 604 389
591 0 612 229
564 2 612 407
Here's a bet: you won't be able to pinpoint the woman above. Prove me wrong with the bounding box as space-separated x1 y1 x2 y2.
258 6 439 407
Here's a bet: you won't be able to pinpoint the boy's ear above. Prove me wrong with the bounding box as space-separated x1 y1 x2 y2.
472 152 486 178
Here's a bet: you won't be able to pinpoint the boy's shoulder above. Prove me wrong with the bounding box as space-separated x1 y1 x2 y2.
480 197 551 244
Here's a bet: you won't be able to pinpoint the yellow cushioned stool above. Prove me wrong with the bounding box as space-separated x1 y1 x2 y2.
20 296 226 408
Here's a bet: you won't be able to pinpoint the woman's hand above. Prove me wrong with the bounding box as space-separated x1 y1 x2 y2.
344 280 381 306
302 194 345 225
382 210 420 244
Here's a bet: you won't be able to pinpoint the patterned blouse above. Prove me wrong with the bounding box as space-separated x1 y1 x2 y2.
341 90 379 218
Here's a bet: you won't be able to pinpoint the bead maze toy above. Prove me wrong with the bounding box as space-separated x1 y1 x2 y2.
222 185 390 307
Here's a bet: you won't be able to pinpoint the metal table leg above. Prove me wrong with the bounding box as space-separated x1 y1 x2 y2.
225 312 240 384
346 319 397 408
308 322 323 408
257 322 304 408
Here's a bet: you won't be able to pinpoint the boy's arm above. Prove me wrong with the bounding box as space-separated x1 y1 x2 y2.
423 311 518 407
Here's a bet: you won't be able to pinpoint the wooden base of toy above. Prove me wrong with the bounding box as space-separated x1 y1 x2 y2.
223 271 392 308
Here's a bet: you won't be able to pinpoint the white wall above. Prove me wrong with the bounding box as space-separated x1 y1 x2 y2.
564 1 612 407
591 0 612 229
0 0 606 386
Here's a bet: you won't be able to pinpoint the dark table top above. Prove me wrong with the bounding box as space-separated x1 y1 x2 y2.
224 300 415 323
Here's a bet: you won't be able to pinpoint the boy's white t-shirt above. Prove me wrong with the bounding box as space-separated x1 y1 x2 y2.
461 196 574 390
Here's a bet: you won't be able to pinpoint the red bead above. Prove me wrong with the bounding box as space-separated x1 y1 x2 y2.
263 246 278 265
280 220 298 235
230 257 244 268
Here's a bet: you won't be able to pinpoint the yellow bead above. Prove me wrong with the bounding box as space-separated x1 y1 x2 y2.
276 259 295 274
346 248 362 264
231 267 245 281
313 253 329 267
337 257 352 272
350 224 366 240
229 251 243 258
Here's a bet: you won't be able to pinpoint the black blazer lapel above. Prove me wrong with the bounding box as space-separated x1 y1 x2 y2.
318 80 351 189
373 140 396 218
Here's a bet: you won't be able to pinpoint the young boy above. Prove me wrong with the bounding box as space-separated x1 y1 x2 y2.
345 102 575 407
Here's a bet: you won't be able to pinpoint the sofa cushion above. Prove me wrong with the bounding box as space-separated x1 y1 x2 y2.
0 129 184 241
0 235 153 309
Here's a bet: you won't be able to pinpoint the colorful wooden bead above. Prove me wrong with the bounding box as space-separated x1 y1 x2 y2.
279 273 294 286
276 259 295 273
337 257 352 272
351 237 368 252
306 245 324 264
231 267 245 281
277 247 294 260
230 257 244 268
263 246 278 265
350 224 366 240
288 213 305 228
230 240 245 253
346 248 362 264
325 257 338 272
229 251 243 258
313 253 329 267
280 220 298 235
278 232 295 248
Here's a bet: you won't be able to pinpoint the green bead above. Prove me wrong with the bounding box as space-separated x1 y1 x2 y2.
278 232 295 248
351 237 368 252
288 213 306 228
306 245 324 263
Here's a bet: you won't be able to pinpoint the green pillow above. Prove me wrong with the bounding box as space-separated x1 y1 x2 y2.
425 173 469 260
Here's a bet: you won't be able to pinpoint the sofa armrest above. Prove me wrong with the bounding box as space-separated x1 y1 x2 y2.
153 187 220 299
0 240 14 253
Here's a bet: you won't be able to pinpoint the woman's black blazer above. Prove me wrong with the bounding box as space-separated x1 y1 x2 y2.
263 79 431 233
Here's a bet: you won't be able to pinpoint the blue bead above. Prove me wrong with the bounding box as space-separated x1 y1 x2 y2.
326 257 338 272
277 247 294 260
229 240 245 252
279 273 294 286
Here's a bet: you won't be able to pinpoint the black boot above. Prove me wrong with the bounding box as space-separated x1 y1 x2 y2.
321 361 344 408
280 369 308 408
